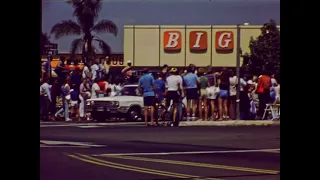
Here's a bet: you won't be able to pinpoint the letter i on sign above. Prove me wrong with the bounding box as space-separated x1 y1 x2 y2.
163 31 182 51
189 31 207 51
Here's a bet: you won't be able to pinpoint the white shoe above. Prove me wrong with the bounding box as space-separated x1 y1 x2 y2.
65 118 72 122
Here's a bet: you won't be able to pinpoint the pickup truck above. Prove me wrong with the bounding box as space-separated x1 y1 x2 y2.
86 84 144 122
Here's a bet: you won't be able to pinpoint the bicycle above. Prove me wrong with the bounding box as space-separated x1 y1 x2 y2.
155 98 186 126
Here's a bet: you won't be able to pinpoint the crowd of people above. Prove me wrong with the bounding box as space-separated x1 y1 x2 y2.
40 56 125 121
138 64 280 126
40 56 280 124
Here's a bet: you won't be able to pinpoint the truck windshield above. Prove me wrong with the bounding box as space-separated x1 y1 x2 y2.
119 87 140 96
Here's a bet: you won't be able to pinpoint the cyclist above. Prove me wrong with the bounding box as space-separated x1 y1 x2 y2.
165 67 183 126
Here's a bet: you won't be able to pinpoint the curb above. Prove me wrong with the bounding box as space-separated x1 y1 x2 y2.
179 120 280 126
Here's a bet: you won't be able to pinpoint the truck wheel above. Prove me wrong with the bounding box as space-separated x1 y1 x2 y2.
127 107 141 121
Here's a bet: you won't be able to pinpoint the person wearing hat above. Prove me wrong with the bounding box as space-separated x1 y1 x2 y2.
166 67 184 125
138 68 157 126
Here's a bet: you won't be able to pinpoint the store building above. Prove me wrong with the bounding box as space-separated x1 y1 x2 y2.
124 25 280 67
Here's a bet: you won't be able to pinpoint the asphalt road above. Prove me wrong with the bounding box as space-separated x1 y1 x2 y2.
40 122 280 180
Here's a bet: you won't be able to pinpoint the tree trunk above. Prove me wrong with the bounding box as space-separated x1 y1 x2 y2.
84 33 94 63
82 44 87 63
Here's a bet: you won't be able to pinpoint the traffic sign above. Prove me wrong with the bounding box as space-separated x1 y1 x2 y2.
45 43 58 49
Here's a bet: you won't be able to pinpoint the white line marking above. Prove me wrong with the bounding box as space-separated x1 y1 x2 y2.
93 148 280 157
78 126 101 128
40 145 89 148
40 122 143 127
40 140 106 147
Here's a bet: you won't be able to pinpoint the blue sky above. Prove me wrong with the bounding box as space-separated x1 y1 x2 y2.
42 0 280 53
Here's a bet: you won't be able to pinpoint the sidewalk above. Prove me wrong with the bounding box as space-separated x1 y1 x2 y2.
179 120 280 126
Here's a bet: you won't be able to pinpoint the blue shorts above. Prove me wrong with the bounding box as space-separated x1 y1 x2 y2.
219 90 229 100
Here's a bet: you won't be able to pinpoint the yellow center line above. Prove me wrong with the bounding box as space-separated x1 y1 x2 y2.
100 155 279 175
67 154 222 180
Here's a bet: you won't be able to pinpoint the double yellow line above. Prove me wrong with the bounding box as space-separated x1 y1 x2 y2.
102 155 280 175
68 154 222 180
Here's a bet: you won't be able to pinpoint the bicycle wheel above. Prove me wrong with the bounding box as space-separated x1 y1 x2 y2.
155 104 167 122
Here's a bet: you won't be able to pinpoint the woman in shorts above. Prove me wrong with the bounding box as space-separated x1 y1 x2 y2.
218 68 230 120
198 68 209 120
206 68 219 120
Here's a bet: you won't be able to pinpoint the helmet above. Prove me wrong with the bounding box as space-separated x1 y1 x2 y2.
170 67 178 73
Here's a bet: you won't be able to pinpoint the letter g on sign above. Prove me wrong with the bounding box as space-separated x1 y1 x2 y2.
215 31 234 51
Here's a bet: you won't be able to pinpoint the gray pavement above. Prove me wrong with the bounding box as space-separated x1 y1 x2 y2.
40 123 280 180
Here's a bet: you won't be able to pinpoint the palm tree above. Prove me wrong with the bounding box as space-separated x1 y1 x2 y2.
40 32 50 56
50 0 118 62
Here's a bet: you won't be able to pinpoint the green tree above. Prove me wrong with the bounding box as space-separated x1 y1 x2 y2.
50 0 118 61
242 19 280 75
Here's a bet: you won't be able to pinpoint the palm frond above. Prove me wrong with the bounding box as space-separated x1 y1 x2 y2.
70 38 85 54
94 38 111 56
91 20 118 36
50 20 81 39
41 32 50 45
68 0 102 19
66 0 82 5
41 32 51 55
92 0 102 17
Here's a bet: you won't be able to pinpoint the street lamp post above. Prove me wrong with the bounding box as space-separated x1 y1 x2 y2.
236 24 241 120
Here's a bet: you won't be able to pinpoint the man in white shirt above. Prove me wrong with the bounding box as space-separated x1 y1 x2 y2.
165 68 183 125
91 60 99 80
97 57 106 79
91 78 104 99
40 77 52 121
81 62 90 79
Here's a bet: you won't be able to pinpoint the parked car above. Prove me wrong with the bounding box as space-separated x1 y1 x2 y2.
86 84 144 122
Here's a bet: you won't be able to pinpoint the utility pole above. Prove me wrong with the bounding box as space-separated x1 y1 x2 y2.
236 24 241 120
40 0 43 77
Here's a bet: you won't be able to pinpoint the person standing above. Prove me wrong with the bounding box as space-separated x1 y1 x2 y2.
70 68 82 90
166 68 183 125
154 73 166 104
61 78 71 121
205 66 218 120
217 68 230 120
97 57 106 79
256 71 272 119
40 77 52 121
81 62 90 79
104 56 110 75
183 66 199 121
121 60 133 84
228 69 238 120
270 73 278 103
239 75 250 120
161 64 170 79
70 85 80 120
91 59 100 81
91 78 105 99
138 69 157 126
79 78 90 120
49 79 60 121
198 68 209 120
